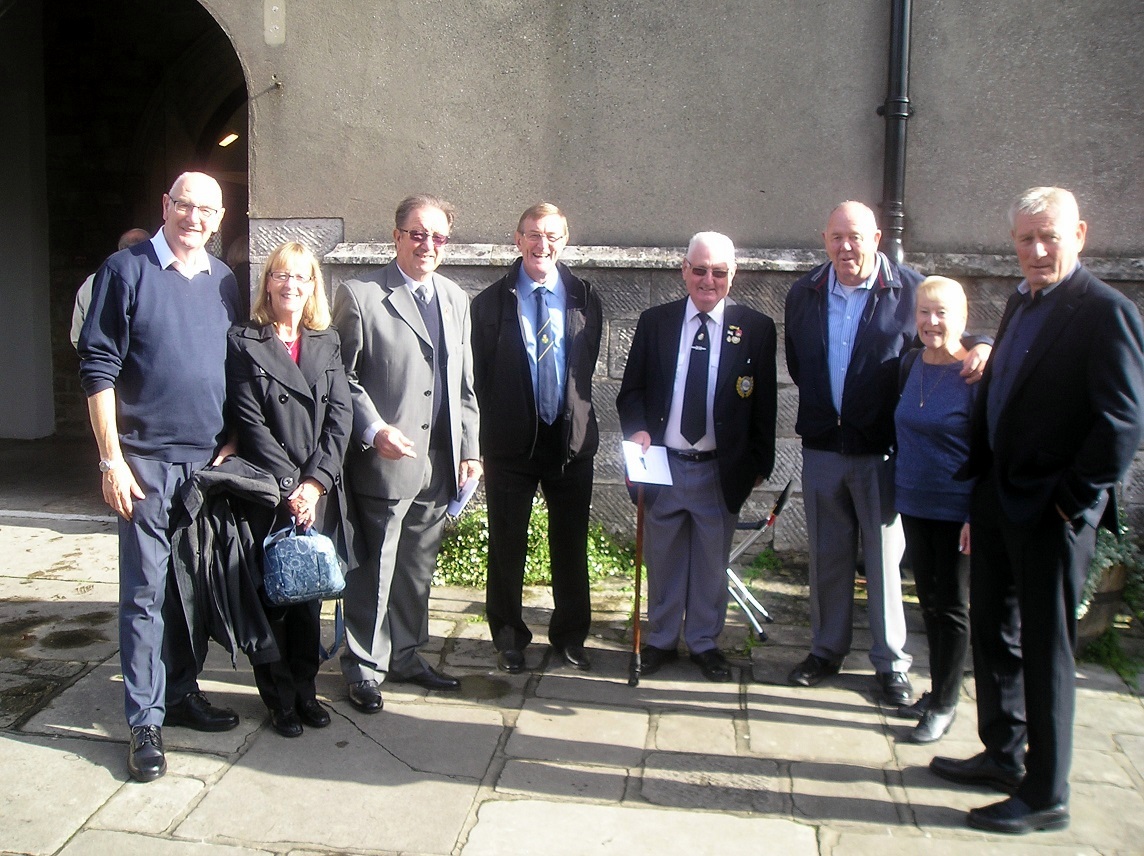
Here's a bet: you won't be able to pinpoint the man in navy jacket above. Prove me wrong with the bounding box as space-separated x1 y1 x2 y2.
784 201 988 707
618 232 776 681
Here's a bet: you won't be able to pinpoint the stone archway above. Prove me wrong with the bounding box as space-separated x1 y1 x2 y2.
22 0 248 438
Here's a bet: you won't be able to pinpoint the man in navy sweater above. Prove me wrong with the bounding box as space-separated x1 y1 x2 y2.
79 171 242 782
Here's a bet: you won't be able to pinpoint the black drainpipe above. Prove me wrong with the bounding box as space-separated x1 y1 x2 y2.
877 0 913 264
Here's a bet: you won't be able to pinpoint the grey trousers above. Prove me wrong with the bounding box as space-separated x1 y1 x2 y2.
801 448 911 673
119 455 207 727
642 456 737 653
341 448 452 684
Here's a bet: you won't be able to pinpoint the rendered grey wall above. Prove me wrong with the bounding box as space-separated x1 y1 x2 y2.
206 0 1141 254
907 0 1143 254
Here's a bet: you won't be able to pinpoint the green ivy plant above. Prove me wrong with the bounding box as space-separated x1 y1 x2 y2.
434 496 634 588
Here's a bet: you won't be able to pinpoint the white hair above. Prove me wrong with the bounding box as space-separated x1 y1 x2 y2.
686 231 736 266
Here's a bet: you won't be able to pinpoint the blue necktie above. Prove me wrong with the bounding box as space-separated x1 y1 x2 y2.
680 312 710 444
535 288 559 424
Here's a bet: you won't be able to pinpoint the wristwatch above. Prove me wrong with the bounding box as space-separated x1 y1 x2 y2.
98 459 122 473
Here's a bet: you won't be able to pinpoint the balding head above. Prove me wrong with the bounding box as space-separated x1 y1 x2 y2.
162 172 225 262
118 228 151 250
823 201 882 286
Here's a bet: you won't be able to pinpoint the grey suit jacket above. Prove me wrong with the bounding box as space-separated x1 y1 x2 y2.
332 260 480 500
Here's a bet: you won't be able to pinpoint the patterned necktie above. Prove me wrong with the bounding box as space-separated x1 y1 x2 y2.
535 287 559 424
416 282 432 303
680 312 710 444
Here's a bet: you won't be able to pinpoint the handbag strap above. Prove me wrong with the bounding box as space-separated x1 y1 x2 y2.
319 601 344 662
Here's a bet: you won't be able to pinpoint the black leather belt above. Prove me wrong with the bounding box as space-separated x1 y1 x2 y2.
667 448 717 462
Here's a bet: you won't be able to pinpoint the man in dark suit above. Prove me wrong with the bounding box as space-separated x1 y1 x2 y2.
930 187 1144 834
471 203 604 674
617 231 777 681
332 194 482 713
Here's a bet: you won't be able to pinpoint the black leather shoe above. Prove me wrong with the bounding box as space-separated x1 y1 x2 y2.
897 690 931 720
690 648 733 682
393 666 461 691
269 708 303 738
930 752 1025 793
967 796 1069 834
165 691 239 732
347 680 383 714
558 644 592 671
128 725 166 782
877 671 913 706
498 648 526 674
910 707 956 744
296 698 330 728
638 645 678 676
787 654 842 687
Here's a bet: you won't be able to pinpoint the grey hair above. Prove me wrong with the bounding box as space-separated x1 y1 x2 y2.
1008 187 1079 228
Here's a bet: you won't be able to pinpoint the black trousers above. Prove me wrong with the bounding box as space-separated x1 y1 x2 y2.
484 426 593 652
901 514 970 710
252 598 321 711
969 473 1101 809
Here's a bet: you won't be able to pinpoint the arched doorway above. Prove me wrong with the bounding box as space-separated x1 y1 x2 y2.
11 0 248 438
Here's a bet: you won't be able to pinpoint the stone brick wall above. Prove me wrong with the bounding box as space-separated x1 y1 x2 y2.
305 233 1144 550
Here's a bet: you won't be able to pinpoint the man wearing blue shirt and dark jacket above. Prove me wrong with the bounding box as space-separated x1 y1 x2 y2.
79 172 241 783
471 203 603 674
784 201 990 708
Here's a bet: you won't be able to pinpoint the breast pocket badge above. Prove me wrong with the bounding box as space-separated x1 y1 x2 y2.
736 375 754 399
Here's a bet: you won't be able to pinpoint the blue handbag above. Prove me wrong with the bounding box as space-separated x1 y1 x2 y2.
262 522 345 605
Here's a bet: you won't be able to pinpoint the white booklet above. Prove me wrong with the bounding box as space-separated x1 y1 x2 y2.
447 475 481 517
621 441 673 485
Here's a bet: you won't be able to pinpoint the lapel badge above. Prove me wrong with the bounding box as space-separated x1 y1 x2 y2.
735 375 754 399
726 324 743 345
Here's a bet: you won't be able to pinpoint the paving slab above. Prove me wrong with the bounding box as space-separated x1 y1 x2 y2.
745 685 895 765
536 664 743 713
640 751 787 813
461 799 818 856
832 831 1101 855
57 830 273 855
177 715 480 854
87 774 206 834
1116 732 1144 781
506 697 649 766
789 759 903 828
653 707 739 755
23 658 267 753
497 758 629 801
5 732 127 855
344 697 503 778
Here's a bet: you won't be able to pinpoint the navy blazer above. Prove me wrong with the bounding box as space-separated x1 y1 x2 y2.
616 297 777 514
964 265 1144 527
470 259 603 464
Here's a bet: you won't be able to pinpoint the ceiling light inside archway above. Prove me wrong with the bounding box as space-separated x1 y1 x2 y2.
218 132 239 147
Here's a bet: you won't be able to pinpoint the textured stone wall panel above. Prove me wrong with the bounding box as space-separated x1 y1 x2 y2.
249 218 344 260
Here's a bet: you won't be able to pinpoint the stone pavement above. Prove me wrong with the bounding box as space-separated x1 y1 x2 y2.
2 438 1144 855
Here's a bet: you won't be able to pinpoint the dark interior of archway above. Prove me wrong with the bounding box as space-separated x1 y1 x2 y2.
42 1 247 436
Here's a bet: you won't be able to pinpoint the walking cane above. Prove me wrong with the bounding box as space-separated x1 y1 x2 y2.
628 484 645 687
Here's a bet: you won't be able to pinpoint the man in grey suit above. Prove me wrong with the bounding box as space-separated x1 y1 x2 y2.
332 194 482 713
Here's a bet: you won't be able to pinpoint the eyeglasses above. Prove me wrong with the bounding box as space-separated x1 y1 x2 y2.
521 231 567 244
397 228 450 247
684 261 731 280
269 272 314 283
169 198 220 219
